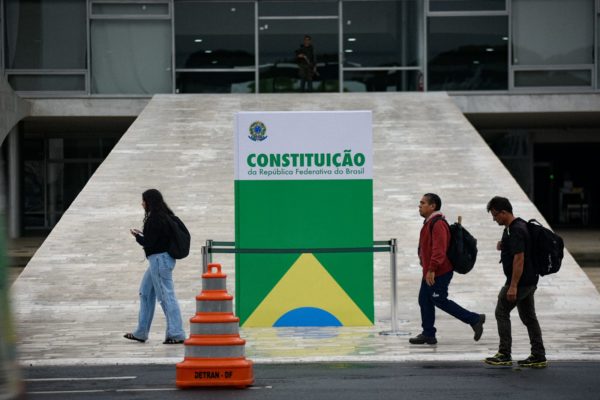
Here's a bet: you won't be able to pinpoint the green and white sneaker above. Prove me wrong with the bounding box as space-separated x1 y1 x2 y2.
517 354 548 369
484 352 513 366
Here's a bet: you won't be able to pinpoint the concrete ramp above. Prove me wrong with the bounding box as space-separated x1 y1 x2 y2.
11 93 600 365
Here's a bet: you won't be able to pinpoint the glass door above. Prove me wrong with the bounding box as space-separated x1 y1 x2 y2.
258 1 340 93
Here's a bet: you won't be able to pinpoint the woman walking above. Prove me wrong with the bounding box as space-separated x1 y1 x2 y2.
124 189 186 344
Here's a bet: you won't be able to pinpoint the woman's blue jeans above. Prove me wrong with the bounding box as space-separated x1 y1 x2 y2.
133 252 186 341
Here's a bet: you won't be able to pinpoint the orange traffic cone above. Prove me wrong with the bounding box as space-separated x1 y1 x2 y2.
176 263 254 388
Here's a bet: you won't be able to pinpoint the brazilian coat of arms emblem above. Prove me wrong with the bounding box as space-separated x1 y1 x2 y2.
248 121 267 141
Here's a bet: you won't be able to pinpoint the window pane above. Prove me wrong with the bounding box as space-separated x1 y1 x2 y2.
91 20 172 94
175 2 255 69
514 70 591 87
259 19 338 92
259 1 338 17
428 16 508 90
513 0 593 65
92 3 169 15
23 139 44 161
4 0 86 69
176 72 255 93
429 0 506 12
62 138 102 159
23 161 44 214
8 75 85 92
343 1 421 68
344 70 421 92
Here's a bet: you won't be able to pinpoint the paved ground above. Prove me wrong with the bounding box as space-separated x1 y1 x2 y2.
19 362 600 400
8 93 600 367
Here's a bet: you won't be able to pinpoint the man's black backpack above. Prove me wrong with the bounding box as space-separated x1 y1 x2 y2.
168 215 191 259
430 216 478 274
526 219 564 276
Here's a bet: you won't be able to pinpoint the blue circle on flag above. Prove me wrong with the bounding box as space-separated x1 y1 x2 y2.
273 307 342 327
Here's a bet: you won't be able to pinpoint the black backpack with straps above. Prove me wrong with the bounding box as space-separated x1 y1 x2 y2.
429 215 478 274
526 219 564 276
167 215 191 259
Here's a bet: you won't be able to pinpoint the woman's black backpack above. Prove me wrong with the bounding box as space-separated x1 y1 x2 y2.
168 215 191 259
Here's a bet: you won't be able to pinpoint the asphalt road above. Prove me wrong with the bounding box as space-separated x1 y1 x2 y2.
19 362 600 400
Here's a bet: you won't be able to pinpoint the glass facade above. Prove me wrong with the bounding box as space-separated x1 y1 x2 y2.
4 0 86 69
512 0 594 89
91 19 172 94
1 0 600 93
259 18 339 93
22 134 120 230
343 1 420 68
429 0 506 12
428 16 508 90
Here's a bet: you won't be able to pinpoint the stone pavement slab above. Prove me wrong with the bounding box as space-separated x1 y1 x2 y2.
10 93 600 366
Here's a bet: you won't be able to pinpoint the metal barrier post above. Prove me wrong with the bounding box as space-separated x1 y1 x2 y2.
201 245 208 273
390 238 399 332
206 239 213 264
380 238 408 336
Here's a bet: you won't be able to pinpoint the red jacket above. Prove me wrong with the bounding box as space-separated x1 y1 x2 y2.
419 212 453 278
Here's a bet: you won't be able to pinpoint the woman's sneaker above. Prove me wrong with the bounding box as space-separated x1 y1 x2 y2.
484 352 512 366
517 354 547 368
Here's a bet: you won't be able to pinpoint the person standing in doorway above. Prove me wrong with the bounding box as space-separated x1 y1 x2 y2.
296 35 317 92
485 196 547 368
124 189 186 344
410 193 485 345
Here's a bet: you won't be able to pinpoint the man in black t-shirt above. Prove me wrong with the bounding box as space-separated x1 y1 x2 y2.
484 196 547 368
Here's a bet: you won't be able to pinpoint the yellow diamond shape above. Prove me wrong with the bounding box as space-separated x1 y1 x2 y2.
243 253 373 327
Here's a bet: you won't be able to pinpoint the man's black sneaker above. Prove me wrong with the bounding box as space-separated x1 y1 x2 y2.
484 352 512 366
517 354 548 369
409 334 437 345
472 314 485 341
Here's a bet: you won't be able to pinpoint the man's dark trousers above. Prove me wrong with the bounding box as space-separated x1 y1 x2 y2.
495 285 545 357
418 271 479 338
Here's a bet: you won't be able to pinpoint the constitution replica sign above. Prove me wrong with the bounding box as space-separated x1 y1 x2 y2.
234 111 373 327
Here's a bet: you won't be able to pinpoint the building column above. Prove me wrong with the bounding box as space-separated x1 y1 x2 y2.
7 127 20 238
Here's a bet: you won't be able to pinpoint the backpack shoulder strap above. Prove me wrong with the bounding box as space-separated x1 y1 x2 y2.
428 215 447 234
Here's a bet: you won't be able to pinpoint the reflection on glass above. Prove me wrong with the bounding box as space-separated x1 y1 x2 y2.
92 3 169 15
512 0 593 66
4 0 86 69
91 20 171 94
259 1 337 17
343 1 420 68
429 0 506 12
23 161 44 214
515 70 591 87
175 2 255 69
8 75 85 92
428 16 508 90
176 72 255 93
22 136 118 230
259 20 338 92
344 70 420 92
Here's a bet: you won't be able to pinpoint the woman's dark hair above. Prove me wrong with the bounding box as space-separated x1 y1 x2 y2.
423 193 442 211
486 196 513 214
142 189 174 224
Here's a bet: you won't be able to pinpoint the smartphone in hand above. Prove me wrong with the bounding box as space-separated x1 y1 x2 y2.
130 228 143 237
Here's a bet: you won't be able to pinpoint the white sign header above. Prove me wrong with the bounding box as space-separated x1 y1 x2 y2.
235 111 372 180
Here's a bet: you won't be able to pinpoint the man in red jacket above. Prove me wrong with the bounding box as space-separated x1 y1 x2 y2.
409 193 486 345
